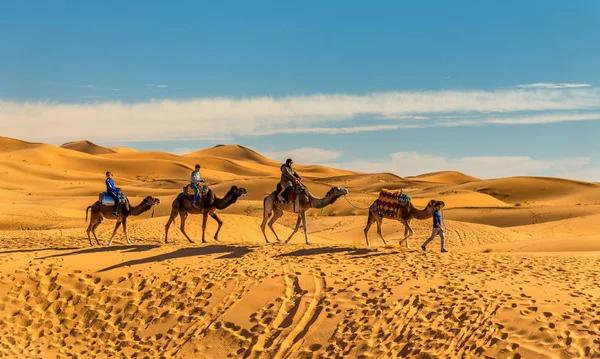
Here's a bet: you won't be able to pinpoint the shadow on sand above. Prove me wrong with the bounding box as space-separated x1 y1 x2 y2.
0 247 79 255
37 244 161 260
99 244 252 272
277 246 372 257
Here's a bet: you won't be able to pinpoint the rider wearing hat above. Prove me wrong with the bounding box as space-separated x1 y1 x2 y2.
279 158 301 202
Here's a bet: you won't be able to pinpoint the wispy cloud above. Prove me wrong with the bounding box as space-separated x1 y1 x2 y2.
516 83 591 89
76 84 95 89
1 88 600 143
327 152 593 180
145 84 169 89
263 148 343 164
80 95 105 99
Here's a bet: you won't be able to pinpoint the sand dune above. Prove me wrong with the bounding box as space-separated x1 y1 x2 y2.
60 140 117 155
1 136 600 358
408 170 480 184
455 176 600 205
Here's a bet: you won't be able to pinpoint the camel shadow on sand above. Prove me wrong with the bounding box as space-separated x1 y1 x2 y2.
277 246 372 258
0 247 80 255
37 244 161 260
98 244 252 272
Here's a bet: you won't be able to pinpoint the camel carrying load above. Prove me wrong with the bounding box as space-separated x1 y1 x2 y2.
376 189 410 218
99 191 127 207
182 184 210 202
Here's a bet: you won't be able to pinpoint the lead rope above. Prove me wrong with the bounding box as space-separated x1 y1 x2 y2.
243 193 261 211
441 206 447 232
343 194 372 210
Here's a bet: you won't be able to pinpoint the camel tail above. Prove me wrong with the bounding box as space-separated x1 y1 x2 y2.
85 206 92 223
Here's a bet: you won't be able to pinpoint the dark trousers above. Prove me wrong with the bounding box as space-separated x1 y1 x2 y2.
108 192 120 213
282 186 293 201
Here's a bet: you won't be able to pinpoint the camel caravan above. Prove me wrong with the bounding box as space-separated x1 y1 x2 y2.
85 160 447 251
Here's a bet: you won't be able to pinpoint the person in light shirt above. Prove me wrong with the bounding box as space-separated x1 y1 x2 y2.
190 164 205 208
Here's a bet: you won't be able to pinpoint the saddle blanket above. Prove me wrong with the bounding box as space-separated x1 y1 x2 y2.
99 192 125 206
183 184 209 198
376 189 409 218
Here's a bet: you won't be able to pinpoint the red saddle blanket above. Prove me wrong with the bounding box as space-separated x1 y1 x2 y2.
377 189 402 218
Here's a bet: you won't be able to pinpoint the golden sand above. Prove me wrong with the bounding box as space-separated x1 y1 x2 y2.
1 137 599 358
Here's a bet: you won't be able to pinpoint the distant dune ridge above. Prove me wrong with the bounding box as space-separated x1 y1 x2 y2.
1 136 600 358
60 140 117 155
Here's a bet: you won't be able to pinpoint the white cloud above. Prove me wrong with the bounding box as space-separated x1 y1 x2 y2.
328 151 593 180
1 88 600 143
438 112 600 127
171 147 194 155
251 124 424 135
517 83 591 89
76 84 95 89
263 148 343 164
145 84 168 89
80 95 105 99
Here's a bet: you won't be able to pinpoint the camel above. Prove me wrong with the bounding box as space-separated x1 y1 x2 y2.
364 199 444 247
85 196 161 246
164 185 247 244
261 185 349 244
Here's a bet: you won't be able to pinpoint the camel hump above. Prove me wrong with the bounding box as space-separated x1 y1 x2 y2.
377 189 410 218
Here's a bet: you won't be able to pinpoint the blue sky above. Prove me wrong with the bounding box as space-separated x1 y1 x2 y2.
1 1 599 180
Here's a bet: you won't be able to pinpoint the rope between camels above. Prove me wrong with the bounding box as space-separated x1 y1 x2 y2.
343 194 371 210
243 193 261 211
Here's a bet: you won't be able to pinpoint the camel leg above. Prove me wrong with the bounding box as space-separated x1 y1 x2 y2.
285 215 303 244
107 221 122 246
260 208 272 244
86 221 95 246
375 216 388 246
122 218 132 245
201 212 209 243
91 221 101 246
179 211 195 244
210 213 223 241
399 220 414 249
300 211 310 245
164 212 178 244
363 212 375 246
268 208 284 243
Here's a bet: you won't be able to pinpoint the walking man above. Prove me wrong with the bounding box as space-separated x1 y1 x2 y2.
421 201 448 253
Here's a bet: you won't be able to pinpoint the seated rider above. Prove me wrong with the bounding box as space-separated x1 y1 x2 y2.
105 171 121 216
278 158 301 202
190 164 205 208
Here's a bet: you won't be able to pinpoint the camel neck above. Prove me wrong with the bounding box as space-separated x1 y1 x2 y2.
215 192 238 210
410 203 433 219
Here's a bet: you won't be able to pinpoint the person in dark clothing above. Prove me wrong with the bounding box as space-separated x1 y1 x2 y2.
105 171 121 216
278 158 301 202
421 201 447 253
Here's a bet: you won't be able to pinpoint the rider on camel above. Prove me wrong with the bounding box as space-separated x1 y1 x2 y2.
105 171 121 216
278 158 301 202
190 164 205 208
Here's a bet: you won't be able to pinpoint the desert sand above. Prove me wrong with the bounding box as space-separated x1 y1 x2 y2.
1 136 599 358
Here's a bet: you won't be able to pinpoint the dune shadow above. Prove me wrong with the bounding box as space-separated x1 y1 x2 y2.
37 244 161 260
0 247 79 255
277 247 371 257
349 250 401 259
99 244 252 272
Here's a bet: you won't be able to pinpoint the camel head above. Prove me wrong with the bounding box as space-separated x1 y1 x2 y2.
142 196 161 206
225 186 248 204
426 200 445 210
326 187 349 204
